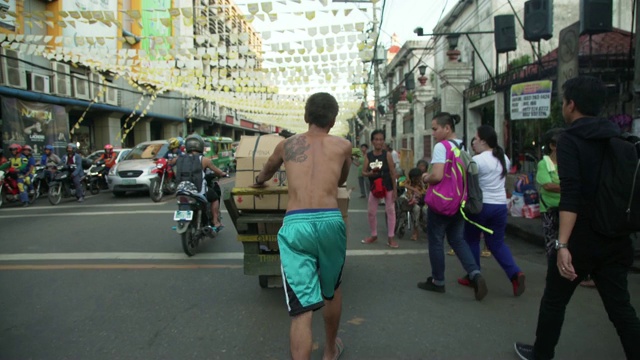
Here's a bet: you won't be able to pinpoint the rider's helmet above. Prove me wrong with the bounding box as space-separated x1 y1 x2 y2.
66 143 77 152
44 145 54 152
9 143 22 153
104 144 114 153
21 145 33 153
185 134 204 153
168 137 180 150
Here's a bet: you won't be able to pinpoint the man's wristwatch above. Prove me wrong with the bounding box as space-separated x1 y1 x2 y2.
554 240 568 250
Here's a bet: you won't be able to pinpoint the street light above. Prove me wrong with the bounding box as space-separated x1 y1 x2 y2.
418 64 428 86
446 34 460 50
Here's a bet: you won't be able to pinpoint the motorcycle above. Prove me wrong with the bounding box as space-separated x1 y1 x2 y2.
0 168 37 207
88 160 108 195
48 165 87 205
32 165 49 199
173 173 225 256
149 157 177 202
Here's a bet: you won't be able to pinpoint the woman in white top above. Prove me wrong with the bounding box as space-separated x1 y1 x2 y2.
459 125 526 297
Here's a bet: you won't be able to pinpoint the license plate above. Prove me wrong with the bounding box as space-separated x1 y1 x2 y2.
173 210 193 221
122 179 136 185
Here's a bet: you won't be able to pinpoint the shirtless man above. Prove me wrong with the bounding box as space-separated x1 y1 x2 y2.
255 92 351 360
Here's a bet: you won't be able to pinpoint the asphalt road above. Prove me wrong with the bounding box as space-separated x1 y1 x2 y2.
0 173 638 360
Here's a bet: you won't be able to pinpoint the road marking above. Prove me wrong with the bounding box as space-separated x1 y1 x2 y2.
0 208 375 219
0 210 175 218
0 264 243 270
0 201 171 212
0 249 427 262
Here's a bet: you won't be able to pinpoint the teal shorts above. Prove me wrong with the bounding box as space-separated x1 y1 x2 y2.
278 208 346 316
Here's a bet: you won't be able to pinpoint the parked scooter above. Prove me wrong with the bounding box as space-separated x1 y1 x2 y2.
149 157 177 202
173 173 226 256
0 168 37 207
88 160 108 195
48 165 87 205
32 165 48 199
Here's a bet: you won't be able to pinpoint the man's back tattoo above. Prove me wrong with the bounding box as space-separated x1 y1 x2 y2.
284 137 310 163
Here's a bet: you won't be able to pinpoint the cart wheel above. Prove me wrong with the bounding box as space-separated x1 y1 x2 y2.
259 275 268 289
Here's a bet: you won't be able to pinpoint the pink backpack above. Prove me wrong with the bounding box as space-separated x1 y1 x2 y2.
424 140 467 216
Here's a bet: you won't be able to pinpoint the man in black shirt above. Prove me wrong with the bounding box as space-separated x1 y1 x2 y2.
515 76 640 359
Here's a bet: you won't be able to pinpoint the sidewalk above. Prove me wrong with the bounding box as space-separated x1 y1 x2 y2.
506 215 640 271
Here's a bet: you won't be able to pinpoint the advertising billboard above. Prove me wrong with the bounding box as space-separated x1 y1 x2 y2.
1 98 70 158
510 80 553 120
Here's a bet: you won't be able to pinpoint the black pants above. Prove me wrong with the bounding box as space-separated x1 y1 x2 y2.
533 220 640 359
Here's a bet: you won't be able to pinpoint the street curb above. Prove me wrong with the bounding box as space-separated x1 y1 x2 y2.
506 223 544 248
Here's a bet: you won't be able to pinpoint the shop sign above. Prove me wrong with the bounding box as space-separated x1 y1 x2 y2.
1 98 69 157
510 80 552 120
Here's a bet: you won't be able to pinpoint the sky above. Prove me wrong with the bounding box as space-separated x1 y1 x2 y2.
229 0 457 132
377 0 455 48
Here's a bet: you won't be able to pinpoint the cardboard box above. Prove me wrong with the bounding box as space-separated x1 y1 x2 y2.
235 187 350 215
235 134 287 209
234 135 351 212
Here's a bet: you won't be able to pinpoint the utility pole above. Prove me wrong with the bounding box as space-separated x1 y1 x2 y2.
334 0 381 129
635 0 640 121
372 3 380 130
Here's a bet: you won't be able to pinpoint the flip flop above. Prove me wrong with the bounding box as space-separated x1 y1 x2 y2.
213 225 224 232
333 338 344 360
387 240 399 248
361 237 376 244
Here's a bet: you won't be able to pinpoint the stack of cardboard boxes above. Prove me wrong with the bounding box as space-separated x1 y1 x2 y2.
233 134 350 220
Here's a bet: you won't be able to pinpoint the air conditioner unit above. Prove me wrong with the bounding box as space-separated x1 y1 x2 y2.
72 74 90 100
0 49 27 89
30 73 50 93
89 72 103 102
51 62 71 97
104 81 119 106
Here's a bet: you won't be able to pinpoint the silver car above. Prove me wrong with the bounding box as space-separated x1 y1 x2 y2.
108 140 169 196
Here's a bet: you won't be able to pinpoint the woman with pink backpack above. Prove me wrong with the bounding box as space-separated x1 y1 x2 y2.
417 112 488 301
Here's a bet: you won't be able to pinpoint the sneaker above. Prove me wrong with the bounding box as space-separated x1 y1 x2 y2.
417 277 445 293
22 202 29 207
512 272 526 297
457 275 472 287
77 197 84 203
514 342 534 360
471 274 488 301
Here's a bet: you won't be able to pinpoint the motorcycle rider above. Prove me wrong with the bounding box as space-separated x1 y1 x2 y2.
40 145 61 181
61 143 85 203
8 144 30 207
164 137 183 167
176 135 228 231
0 148 9 171
95 144 117 182
21 145 37 194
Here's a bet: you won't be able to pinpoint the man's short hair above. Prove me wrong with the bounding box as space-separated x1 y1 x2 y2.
305 92 339 128
562 76 606 117
370 129 385 141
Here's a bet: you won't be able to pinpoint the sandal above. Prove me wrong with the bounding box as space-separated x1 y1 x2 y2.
387 239 399 248
332 338 344 360
361 237 377 244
